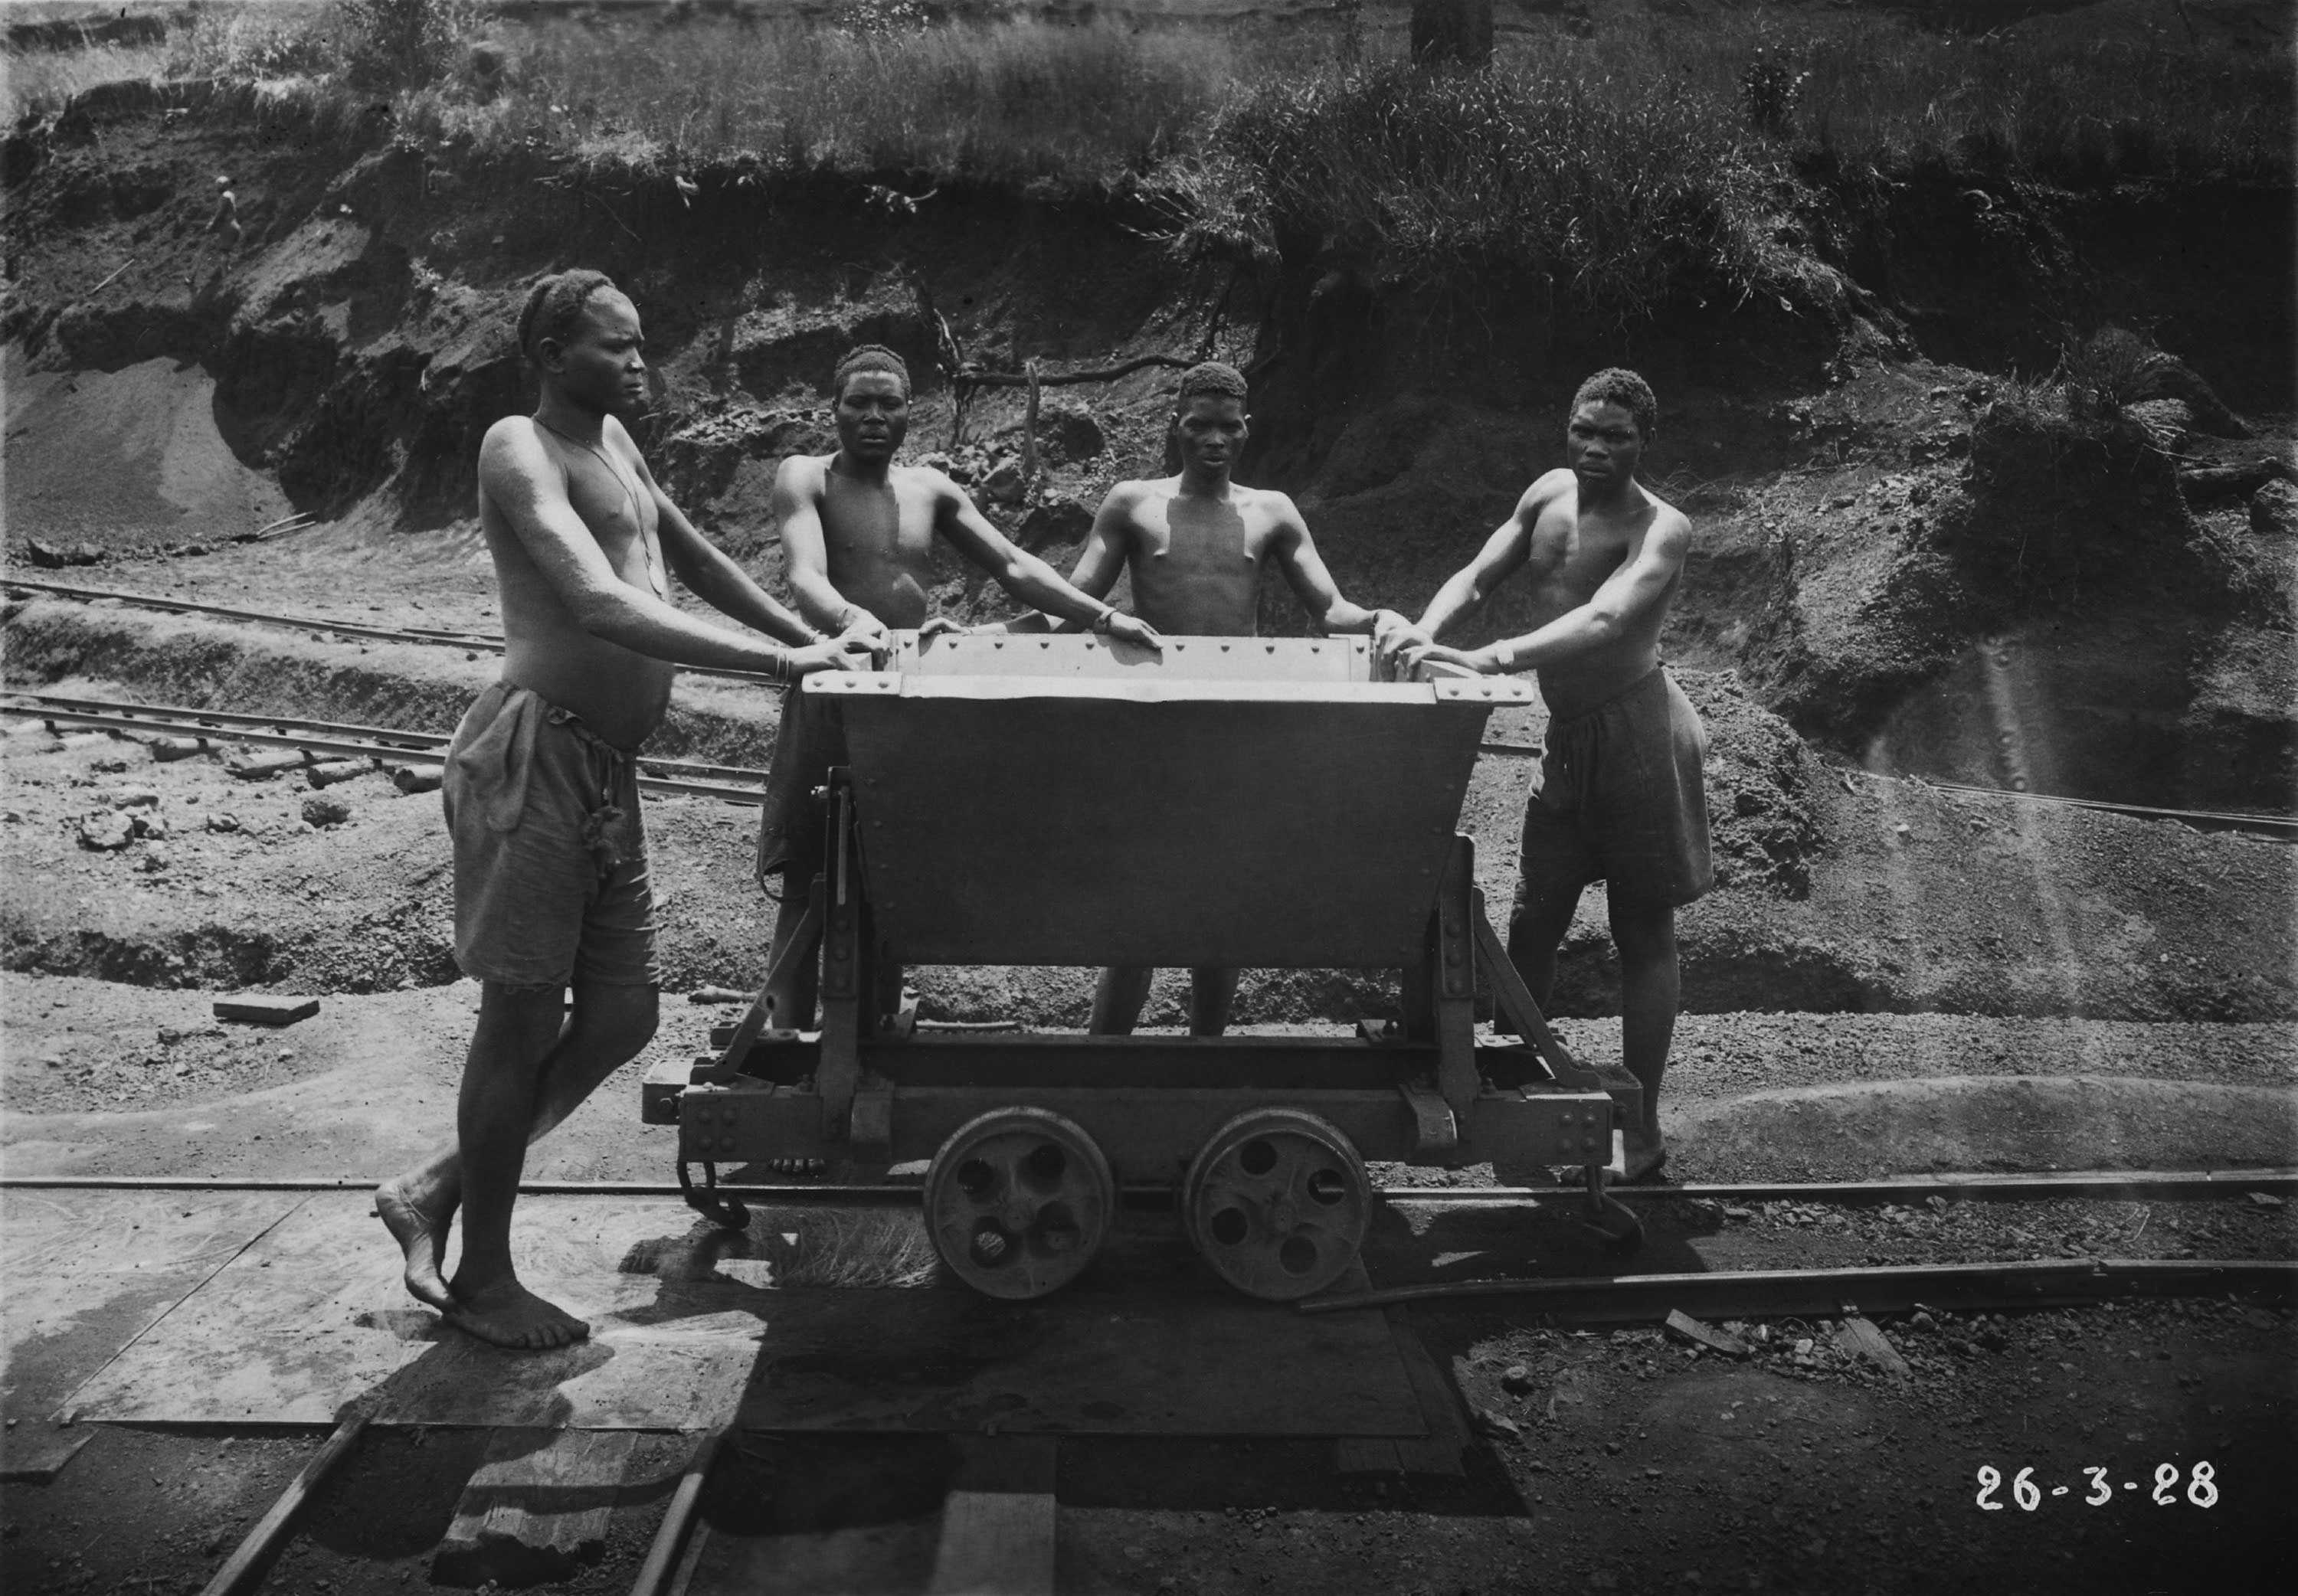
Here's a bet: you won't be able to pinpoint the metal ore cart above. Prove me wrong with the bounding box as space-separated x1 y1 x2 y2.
645 633 1644 1300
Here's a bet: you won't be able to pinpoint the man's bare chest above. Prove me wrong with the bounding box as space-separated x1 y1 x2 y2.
1136 504 1276 574
823 481 936 567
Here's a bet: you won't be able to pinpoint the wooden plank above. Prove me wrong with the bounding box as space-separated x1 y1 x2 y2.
430 1427 639 1588
1 1189 301 1476
69 1195 762 1429
198 1412 368 1596
1384 1312 1469 1477
926 1436 1057 1596
212 994 319 1025
1334 1438 1405 1475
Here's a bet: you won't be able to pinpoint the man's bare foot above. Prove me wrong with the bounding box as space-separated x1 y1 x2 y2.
1622 1126 1669 1185
376 1176 457 1313
443 1275 589 1351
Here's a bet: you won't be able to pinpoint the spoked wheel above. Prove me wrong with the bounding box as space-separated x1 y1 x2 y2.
924 1107 1115 1300
1181 1108 1372 1301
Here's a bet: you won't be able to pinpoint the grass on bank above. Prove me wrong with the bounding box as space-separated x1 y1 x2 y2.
4 3 2288 321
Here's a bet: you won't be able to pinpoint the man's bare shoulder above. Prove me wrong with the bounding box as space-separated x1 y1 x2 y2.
1097 476 1171 511
479 416 555 490
892 461 965 505
1519 467 1577 512
771 451 833 495
1637 485 1694 548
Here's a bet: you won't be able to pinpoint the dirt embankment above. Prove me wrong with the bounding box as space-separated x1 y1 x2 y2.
2 85 2293 1024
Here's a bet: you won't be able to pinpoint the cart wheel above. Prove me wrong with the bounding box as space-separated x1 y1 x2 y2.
1182 1108 1371 1302
1579 1162 1645 1255
924 1107 1115 1300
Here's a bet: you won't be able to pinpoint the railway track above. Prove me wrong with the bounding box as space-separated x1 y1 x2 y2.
15 1168 2279 1595
9 574 2296 837
1 690 771 805
2 575 780 685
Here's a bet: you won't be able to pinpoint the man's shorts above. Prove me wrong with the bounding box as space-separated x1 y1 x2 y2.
1515 667 1714 911
754 685 847 898
443 682 660 989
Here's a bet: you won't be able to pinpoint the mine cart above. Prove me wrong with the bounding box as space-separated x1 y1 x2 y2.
644 633 1644 1300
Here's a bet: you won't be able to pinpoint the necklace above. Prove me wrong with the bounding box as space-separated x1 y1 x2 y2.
536 416 666 599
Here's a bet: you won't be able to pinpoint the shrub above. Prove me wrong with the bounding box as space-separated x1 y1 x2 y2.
338 0 477 90
1163 61 1787 323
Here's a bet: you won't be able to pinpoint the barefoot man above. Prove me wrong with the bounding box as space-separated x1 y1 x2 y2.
377 271 874 1349
1024 360 1404 1035
755 345 1165 1029
1386 368 1710 1182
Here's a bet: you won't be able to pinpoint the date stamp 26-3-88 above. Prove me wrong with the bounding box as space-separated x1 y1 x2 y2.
1976 1462 2218 1511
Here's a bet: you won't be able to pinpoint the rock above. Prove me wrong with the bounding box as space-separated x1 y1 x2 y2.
205 812 241 833
302 796 351 828
983 463 1025 505
1016 497 1093 551
109 787 160 809
390 764 444 795
25 538 105 567
1501 1363 1536 1393
139 845 171 872
1665 1310 1750 1358
1044 406 1105 462
1473 1408 1521 1441
2250 477 2298 538
151 736 209 761
77 812 133 850
92 756 130 774
130 811 168 840
1910 1310 1936 1333
1792 1338 1815 1356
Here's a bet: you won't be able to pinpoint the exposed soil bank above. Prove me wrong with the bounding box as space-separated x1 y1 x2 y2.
4 85 2291 816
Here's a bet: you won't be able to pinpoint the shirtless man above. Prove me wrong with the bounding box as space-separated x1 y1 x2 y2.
1034 360 1403 1035
375 270 874 1349
755 345 1164 1028
1386 368 1710 1182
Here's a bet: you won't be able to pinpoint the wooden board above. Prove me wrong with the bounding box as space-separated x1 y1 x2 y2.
431 1427 639 1588
0 1189 301 1479
68 1195 765 1429
213 994 319 1025
926 1436 1056 1596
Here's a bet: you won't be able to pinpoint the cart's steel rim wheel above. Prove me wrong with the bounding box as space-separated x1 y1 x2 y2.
924 1107 1114 1300
1182 1107 1370 1301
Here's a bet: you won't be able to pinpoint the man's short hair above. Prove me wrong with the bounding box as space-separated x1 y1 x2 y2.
1571 368 1658 440
1174 360 1248 410
833 344 910 401
517 270 617 366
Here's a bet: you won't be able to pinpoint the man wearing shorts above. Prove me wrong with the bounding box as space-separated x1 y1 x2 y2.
375 270 873 1350
755 345 1163 1030
1015 360 1402 1035
1387 368 1710 1182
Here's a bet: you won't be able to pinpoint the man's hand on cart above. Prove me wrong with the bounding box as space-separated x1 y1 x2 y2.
1401 639 1505 679
787 633 881 677
1372 609 1429 674
1101 610 1165 652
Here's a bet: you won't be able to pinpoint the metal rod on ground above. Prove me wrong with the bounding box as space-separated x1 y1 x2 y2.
1295 1258 2298 1320
628 1424 728 1596
198 1411 369 1596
